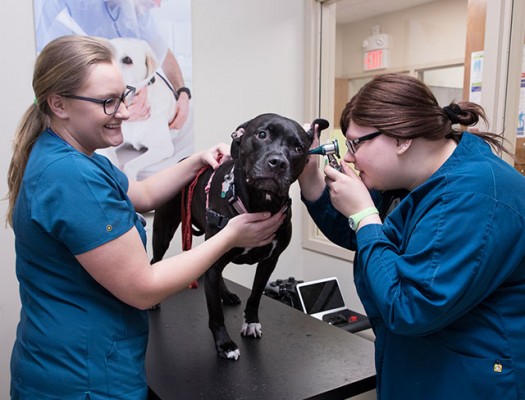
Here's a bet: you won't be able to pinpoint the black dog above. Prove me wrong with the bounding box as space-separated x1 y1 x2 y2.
151 113 327 360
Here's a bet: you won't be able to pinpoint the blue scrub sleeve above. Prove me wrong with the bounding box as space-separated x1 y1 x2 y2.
356 191 522 336
31 153 136 255
301 187 356 249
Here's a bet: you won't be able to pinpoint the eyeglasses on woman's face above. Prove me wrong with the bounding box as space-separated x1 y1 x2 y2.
63 85 136 116
345 130 382 154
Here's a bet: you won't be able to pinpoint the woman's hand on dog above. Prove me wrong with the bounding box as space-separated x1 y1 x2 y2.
224 208 286 249
199 143 231 170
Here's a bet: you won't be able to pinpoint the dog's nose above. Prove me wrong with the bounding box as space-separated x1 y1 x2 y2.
268 155 288 171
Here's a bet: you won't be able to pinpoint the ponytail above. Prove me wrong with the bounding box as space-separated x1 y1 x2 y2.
6 104 49 226
442 101 511 158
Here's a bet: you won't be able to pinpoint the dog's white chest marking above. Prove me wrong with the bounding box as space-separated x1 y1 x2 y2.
240 239 278 258
268 239 278 257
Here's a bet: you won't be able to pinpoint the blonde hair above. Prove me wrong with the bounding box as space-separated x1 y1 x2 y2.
6 35 114 226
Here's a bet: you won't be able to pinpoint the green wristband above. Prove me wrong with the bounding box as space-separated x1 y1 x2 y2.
348 207 379 231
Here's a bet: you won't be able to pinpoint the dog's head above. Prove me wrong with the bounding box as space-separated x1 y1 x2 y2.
110 38 158 87
230 113 326 198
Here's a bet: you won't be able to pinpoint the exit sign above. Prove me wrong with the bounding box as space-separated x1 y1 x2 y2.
363 49 388 71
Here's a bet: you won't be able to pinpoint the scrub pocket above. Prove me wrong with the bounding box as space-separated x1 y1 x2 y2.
429 336 518 399
105 333 148 398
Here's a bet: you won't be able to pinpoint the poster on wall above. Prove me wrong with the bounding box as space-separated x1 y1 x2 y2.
469 50 483 105
33 0 194 181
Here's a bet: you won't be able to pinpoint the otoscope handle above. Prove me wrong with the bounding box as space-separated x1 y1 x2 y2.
327 154 344 172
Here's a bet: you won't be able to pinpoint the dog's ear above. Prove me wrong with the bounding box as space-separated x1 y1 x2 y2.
142 41 158 76
230 126 246 159
306 118 330 141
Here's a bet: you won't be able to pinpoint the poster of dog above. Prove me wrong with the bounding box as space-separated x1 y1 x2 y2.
33 0 194 180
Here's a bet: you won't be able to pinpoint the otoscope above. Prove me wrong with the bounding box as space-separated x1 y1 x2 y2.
309 139 344 172
305 118 343 171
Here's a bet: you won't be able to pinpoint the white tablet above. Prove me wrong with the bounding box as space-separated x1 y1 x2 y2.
296 277 347 320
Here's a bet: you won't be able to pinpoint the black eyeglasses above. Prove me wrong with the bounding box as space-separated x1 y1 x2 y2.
63 85 136 116
345 130 382 154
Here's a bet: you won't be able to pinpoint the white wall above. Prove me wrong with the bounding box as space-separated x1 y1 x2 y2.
0 0 310 396
191 0 310 288
336 0 468 77
0 1 35 396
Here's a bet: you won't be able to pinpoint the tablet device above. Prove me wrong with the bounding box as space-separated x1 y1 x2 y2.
296 277 347 320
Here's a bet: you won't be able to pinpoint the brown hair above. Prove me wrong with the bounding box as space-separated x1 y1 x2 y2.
6 35 114 226
340 73 509 155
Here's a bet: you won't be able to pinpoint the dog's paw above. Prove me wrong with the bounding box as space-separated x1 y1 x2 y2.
217 343 240 361
221 292 241 305
225 349 240 360
241 321 262 338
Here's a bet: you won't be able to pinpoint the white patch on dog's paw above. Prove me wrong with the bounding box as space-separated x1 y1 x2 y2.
226 349 240 360
241 321 263 338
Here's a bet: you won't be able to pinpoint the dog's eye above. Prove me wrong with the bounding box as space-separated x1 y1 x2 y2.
295 146 304 154
257 131 267 139
122 56 133 65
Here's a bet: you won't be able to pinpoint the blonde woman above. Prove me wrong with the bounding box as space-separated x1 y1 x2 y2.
7 35 284 399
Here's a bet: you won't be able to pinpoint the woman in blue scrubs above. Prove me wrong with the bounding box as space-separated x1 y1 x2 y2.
299 73 525 399
7 35 285 399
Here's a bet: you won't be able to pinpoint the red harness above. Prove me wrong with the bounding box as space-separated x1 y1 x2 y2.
181 160 249 289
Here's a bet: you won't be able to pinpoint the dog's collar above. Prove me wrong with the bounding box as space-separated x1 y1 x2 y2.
133 72 158 90
206 209 230 229
221 166 248 214
205 165 292 230
207 198 291 231
205 165 248 230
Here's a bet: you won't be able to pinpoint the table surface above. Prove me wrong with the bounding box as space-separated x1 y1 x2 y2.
146 279 376 400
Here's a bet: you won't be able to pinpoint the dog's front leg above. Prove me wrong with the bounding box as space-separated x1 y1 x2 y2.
204 261 241 360
241 257 279 338
220 276 242 305
150 193 182 264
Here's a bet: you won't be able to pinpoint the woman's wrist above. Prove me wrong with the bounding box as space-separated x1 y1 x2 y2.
217 221 238 251
355 213 382 231
189 150 209 170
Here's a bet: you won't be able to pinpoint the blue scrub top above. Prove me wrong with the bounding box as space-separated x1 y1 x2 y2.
303 133 525 399
11 129 149 399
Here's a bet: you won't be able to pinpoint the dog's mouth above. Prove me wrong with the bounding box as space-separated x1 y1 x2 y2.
247 176 290 197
